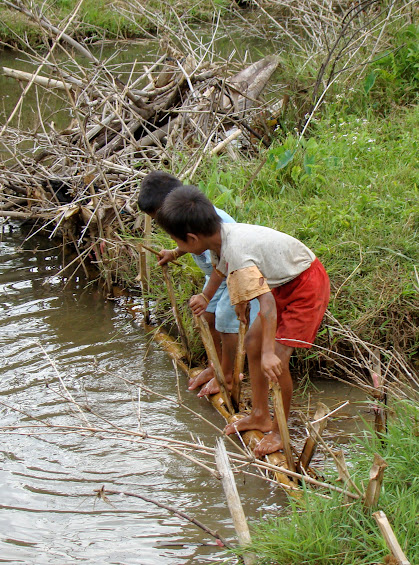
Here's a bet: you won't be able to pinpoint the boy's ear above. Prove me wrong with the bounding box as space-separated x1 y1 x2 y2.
186 233 200 244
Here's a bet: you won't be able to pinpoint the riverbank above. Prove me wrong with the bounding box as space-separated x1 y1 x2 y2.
0 0 234 48
234 398 418 564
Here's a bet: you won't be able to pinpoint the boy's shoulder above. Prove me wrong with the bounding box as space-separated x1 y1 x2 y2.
214 206 235 224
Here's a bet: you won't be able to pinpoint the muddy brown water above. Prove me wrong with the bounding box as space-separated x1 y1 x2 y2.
0 222 371 564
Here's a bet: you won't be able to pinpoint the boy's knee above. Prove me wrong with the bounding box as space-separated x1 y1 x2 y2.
275 343 294 366
244 331 258 355
203 311 216 329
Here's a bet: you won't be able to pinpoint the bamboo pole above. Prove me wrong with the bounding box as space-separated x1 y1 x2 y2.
194 315 235 415
210 128 242 155
231 317 248 411
2 67 73 91
306 418 364 498
373 511 410 565
161 264 191 363
370 347 387 436
271 383 296 477
297 402 329 474
139 248 150 324
142 215 152 324
214 438 256 565
364 453 388 508
332 449 352 502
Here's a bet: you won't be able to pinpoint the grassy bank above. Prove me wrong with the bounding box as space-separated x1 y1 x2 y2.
231 399 418 564
0 0 230 48
141 101 418 360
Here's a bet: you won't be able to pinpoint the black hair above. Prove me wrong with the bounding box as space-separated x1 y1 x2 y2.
137 171 183 214
156 185 221 241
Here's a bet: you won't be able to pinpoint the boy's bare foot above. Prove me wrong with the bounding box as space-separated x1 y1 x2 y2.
197 377 221 397
224 413 272 436
254 432 283 458
197 373 244 398
188 366 214 390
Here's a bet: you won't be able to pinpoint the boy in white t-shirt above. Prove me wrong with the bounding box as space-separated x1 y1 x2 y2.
156 185 330 457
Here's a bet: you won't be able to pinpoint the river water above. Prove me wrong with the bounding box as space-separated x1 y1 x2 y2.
0 221 288 564
0 221 370 564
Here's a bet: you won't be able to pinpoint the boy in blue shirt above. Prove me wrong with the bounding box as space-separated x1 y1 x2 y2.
137 171 258 397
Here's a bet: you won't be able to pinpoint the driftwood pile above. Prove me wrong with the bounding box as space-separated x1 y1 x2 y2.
0 18 281 286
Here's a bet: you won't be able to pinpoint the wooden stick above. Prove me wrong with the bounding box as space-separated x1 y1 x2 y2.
138 241 181 266
373 510 410 565
161 264 191 363
95 486 232 549
370 347 387 436
231 315 249 411
214 439 256 564
194 315 234 415
2 66 73 91
364 453 388 508
297 402 329 473
306 419 364 497
271 383 296 477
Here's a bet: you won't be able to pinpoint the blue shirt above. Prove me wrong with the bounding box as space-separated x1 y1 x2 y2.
192 206 235 276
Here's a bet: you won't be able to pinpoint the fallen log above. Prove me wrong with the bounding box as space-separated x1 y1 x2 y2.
2 66 75 91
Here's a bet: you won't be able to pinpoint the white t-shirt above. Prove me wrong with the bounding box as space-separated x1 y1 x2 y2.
212 223 315 305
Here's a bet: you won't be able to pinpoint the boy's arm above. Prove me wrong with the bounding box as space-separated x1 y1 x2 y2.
157 247 185 265
257 292 282 382
189 269 225 316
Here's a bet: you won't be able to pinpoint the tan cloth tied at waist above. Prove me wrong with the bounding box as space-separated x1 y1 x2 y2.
227 265 271 305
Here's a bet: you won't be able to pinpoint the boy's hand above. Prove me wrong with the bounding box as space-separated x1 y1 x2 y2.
261 352 282 382
189 294 208 316
157 249 177 266
235 301 249 324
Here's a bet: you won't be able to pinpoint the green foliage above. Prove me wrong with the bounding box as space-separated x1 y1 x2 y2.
233 400 419 564
364 23 419 111
192 102 418 353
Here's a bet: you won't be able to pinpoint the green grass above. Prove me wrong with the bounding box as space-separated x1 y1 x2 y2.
130 102 418 360
0 0 231 48
231 400 418 564
185 103 419 355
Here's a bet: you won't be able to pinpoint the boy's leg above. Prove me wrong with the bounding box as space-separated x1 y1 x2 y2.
253 342 294 458
197 332 238 397
224 316 273 434
195 283 240 396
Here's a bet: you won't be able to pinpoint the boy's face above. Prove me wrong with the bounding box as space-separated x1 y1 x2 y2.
170 233 208 255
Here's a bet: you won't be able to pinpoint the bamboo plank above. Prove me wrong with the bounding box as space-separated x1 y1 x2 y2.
272 383 296 477
297 402 329 473
373 511 410 565
215 439 256 565
195 315 235 415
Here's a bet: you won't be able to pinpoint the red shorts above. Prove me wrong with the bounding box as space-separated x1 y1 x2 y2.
272 258 330 349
